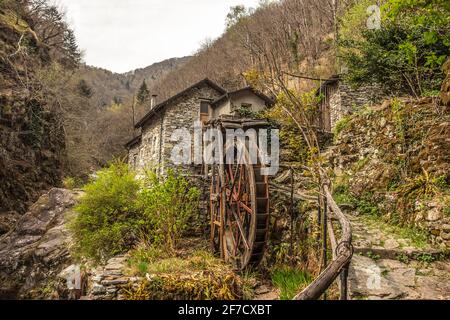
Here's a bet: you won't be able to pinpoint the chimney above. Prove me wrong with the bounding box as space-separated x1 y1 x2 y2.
150 94 157 109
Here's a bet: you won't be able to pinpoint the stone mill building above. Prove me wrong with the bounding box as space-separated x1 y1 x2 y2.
125 78 274 174
316 75 385 132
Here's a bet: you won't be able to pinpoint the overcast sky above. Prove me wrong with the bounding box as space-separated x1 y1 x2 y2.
55 0 260 73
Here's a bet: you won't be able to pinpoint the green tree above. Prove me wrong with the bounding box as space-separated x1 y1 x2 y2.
340 0 450 97
77 79 93 98
226 5 249 29
137 79 150 104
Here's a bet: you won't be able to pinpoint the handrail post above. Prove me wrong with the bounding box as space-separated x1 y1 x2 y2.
322 194 327 300
340 262 349 300
317 193 321 256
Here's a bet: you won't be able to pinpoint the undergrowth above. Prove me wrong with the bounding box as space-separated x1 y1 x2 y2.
271 266 312 300
70 161 200 263
125 241 255 300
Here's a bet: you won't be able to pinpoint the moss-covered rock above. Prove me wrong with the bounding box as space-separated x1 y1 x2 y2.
330 97 450 249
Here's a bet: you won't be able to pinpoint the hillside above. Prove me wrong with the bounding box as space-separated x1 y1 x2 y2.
146 0 336 101
0 1 79 233
76 57 190 109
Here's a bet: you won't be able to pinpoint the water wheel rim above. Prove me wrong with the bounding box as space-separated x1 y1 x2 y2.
209 164 220 252
221 141 257 269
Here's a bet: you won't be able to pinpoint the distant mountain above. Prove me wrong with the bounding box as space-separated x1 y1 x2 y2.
76 57 190 108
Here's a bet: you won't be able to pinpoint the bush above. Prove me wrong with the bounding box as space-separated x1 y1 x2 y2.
340 0 449 96
70 161 144 262
333 116 352 137
62 176 82 189
138 169 200 252
70 162 201 262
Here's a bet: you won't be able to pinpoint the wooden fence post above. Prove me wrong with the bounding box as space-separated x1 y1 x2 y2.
340 262 349 300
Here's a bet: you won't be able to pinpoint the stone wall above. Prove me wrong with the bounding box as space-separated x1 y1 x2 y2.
162 85 223 174
327 81 386 129
329 97 449 249
140 113 164 171
131 84 223 175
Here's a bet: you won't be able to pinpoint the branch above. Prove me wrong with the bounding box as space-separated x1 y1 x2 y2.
282 71 334 82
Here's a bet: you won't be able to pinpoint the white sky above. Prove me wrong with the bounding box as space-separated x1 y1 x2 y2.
54 0 260 73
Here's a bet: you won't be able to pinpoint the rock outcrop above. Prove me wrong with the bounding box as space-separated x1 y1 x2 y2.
347 212 450 300
330 96 449 248
0 5 66 233
0 188 82 299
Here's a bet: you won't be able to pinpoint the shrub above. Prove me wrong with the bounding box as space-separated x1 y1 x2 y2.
70 163 201 262
333 116 351 137
70 161 144 262
340 0 449 96
62 176 83 189
333 183 356 205
138 169 200 253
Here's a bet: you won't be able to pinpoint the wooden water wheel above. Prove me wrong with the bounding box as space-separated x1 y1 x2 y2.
208 119 270 270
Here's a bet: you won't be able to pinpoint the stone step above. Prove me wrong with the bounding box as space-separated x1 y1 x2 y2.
354 246 448 262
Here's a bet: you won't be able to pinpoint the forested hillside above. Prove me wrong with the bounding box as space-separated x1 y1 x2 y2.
76 57 189 109
0 1 190 231
148 0 339 100
0 0 80 232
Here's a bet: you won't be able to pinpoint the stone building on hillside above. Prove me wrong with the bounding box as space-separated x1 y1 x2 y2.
125 78 274 174
317 75 385 132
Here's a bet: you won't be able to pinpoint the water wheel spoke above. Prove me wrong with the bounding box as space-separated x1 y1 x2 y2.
227 164 242 203
237 199 253 214
228 203 250 251
209 126 269 270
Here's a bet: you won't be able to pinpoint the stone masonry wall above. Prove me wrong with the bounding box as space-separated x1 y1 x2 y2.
132 84 223 175
139 112 164 171
329 98 449 249
329 81 386 129
161 85 223 174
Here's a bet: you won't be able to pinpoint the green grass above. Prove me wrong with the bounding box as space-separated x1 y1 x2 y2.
366 251 381 260
353 156 370 171
271 266 313 300
362 214 429 249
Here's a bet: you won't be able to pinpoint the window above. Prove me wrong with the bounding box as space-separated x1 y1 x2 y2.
200 101 209 114
200 101 210 123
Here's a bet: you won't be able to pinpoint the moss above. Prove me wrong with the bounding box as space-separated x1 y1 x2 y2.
333 115 352 136
353 156 370 171
362 214 429 248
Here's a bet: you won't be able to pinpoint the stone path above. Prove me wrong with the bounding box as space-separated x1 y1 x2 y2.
347 212 450 300
253 283 279 300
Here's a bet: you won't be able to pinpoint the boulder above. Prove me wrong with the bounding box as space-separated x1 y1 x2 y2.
0 188 82 299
